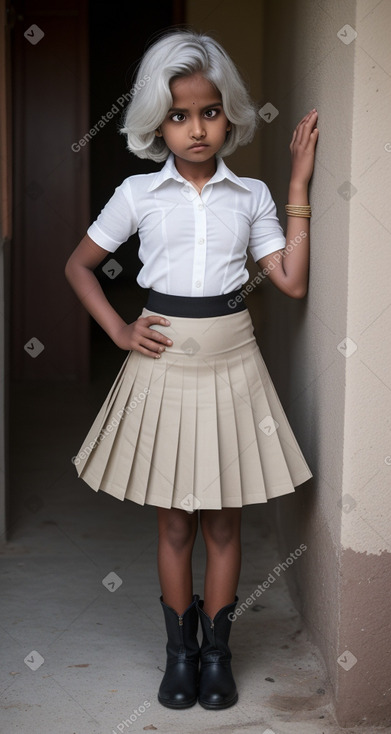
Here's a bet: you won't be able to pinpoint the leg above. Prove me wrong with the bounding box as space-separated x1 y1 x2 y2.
197 507 242 710
157 506 198 615
200 507 242 618
156 507 200 709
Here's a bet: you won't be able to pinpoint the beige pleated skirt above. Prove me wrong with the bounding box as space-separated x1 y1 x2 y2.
73 307 312 510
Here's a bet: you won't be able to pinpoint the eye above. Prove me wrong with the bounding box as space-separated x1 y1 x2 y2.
204 108 219 118
170 112 186 122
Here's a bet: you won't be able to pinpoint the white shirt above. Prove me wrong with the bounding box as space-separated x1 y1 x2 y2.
87 152 286 297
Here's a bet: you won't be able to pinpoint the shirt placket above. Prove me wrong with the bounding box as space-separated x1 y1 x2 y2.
191 191 207 296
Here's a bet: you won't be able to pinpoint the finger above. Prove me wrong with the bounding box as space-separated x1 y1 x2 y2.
142 327 173 345
294 121 305 145
304 111 318 131
297 110 317 131
296 113 317 146
310 127 320 145
295 109 317 129
291 110 317 148
296 112 311 132
144 314 171 327
304 109 317 120
293 116 308 145
137 344 164 359
301 119 318 146
290 128 298 148
139 337 165 352
139 336 170 354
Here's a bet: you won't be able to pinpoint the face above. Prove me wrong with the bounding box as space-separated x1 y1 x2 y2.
155 73 231 168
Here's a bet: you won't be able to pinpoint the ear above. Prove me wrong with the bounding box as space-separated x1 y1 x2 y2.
155 128 163 137
226 123 232 132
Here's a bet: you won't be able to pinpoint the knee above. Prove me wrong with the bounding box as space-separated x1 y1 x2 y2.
160 512 197 552
200 513 239 548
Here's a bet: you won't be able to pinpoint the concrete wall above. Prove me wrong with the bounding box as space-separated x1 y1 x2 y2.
260 0 391 727
334 0 391 722
187 0 391 726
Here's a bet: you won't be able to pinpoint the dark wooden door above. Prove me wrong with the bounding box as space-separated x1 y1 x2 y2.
11 0 90 381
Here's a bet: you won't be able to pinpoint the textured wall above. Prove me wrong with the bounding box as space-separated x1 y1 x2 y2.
342 2 391 556
259 0 391 726
258 0 350 721
336 0 391 724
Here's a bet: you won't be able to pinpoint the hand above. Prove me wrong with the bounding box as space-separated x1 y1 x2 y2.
289 109 319 187
113 315 173 357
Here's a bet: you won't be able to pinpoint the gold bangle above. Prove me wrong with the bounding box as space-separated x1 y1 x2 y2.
285 204 311 211
285 204 312 218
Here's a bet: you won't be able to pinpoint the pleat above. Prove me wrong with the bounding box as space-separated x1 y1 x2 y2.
213 359 242 506
97 355 156 500
124 357 167 505
239 347 294 498
193 361 221 509
226 353 269 504
76 351 138 483
142 360 183 507
77 352 149 496
98 351 132 427
244 347 313 494
170 361 197 511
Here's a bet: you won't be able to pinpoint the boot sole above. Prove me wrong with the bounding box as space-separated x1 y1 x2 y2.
158 694 198 709
198 692 238 710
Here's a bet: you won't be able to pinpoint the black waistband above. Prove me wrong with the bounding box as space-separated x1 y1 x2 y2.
145 289 247 318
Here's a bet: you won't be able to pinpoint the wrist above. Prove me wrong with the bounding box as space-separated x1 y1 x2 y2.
288 180 309 204
110 319 128 343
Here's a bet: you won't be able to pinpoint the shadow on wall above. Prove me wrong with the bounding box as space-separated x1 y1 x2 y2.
258 0 341 724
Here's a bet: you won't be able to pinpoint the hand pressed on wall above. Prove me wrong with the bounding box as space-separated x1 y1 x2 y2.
289 109 319 186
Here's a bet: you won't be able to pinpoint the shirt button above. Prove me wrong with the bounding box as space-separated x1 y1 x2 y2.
198 203 204 210
198 238 205 245
195 280 202 288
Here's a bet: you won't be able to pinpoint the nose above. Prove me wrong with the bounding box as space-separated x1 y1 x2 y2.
190 115 205 139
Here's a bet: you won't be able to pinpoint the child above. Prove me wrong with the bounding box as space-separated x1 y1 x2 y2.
65 29 318 711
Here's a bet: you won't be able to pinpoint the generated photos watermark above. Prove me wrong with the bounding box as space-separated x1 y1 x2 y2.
72 388 150 466
228 543 307 621
228 231 307 309
71 75 150 152
110 700 151 733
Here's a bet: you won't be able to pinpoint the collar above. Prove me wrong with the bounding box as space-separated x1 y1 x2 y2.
147 151 251 192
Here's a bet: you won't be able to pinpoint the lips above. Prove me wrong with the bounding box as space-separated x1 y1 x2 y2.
189 143 209 149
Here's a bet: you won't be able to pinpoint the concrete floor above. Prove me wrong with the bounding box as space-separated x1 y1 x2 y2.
1 329 385 734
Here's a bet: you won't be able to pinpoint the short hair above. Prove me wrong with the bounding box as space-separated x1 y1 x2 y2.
119 29 259 161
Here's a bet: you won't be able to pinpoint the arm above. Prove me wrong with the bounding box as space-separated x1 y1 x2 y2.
64 234 173 358
257 109 319 299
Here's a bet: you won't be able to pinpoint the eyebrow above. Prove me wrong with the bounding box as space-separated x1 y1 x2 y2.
167 102 223 113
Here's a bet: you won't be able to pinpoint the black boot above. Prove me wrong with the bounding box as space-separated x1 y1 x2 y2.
197 596 239 710
157 594 200 709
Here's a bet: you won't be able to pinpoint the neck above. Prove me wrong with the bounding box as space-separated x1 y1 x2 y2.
173 155 217 186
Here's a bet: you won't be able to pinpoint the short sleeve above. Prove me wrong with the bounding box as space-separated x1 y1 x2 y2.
247 182 286 262
87 179 138 252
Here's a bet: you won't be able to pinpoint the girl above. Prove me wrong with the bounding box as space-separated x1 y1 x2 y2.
65 29 318 711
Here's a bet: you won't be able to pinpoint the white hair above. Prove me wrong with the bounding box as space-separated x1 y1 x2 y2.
119 29 259 161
